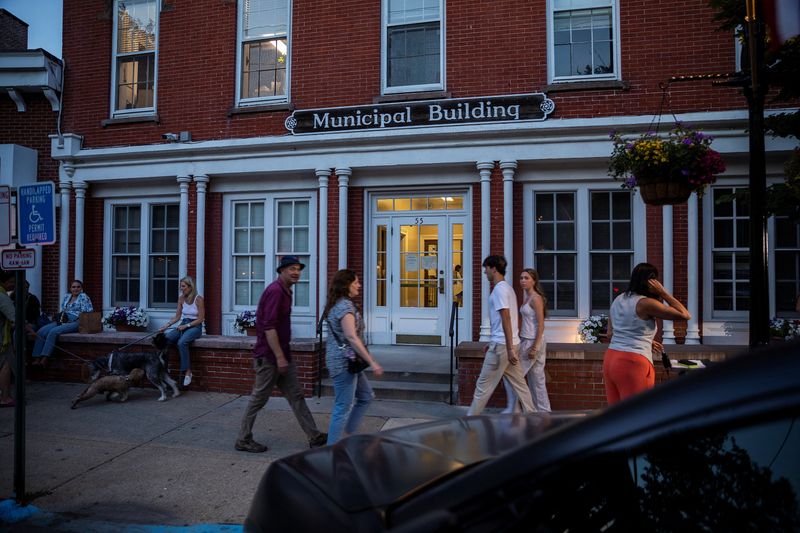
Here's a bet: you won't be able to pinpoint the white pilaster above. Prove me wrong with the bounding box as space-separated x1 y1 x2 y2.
73 181 87 283
500 160 517 281
686 194 701 344
59 179 72 297
316 169 331 316
177 176 191 280
478 161 494 340
336 167 351 270
194 175 209 296
662 205 676 344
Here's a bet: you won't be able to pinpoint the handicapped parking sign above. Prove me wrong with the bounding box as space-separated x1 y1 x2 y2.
18 181 56 245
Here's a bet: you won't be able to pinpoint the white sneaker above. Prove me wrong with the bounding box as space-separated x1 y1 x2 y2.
183 374 192 387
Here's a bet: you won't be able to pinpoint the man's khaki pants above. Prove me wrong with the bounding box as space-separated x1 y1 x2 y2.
467 342 536 416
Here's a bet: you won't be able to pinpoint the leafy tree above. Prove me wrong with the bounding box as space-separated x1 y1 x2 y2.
708 0 800 221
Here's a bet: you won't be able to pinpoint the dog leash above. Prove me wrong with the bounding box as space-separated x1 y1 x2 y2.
29 326 178 365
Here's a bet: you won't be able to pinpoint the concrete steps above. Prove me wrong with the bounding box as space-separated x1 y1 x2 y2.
320 369 457 402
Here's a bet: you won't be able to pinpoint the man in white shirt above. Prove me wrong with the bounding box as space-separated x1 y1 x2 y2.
468 256 536 415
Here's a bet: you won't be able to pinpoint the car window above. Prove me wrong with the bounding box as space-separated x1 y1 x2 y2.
630 417 800 531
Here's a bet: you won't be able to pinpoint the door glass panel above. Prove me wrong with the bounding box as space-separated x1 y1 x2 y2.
399 223 438 307
452 223 464 307
376 225 387 306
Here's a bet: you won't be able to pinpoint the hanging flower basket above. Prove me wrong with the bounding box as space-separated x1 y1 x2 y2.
608 124 726 206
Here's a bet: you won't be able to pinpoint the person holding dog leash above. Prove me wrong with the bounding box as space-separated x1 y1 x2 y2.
160 276 204 387
32 279 93 369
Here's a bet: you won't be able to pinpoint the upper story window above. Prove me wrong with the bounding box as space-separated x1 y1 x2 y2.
548 0 619 83
112 0 158 115
237 0 290 105
383 0 444 94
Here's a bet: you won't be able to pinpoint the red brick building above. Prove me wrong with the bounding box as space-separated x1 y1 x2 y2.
34 0 799 350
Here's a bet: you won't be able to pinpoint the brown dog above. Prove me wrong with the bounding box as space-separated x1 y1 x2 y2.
71 368 145 409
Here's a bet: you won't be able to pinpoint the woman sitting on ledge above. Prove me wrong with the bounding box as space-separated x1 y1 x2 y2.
33 280 93 369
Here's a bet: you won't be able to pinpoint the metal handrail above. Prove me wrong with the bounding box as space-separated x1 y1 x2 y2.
316 317 324 398
448 300 459 405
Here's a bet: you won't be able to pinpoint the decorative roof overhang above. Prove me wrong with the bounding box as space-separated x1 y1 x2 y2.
0 49 63 112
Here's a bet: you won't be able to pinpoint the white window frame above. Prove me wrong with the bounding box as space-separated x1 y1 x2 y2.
103 197 180 314
235 0 292 107
524 182 646 339
381 0 446 94
546 0 621 84
222 191 317 336
110 0 159 117
703 180 799 326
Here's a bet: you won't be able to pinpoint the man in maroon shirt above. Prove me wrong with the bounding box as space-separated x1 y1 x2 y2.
235 256 326 452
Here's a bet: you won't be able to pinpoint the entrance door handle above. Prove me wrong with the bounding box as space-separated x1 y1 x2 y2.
439 277 444 294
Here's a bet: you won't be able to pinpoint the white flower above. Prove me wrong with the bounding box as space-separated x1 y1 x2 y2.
578 314 608 343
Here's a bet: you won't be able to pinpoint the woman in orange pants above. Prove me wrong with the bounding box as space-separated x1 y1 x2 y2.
604 263 690 405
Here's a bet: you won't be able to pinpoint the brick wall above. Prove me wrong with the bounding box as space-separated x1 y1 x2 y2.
0 9 28 50
29 333 322 397
457 341 740 410
61 0 752 149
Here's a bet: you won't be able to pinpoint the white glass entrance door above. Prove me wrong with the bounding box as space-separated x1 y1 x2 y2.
393 217 446 344
367 193 470 346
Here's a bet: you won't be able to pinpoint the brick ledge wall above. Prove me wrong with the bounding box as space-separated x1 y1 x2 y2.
27 332 322 397
456 342 746 411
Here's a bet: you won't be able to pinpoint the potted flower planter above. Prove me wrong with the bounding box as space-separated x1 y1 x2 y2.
245 327 257 337
638 179 693 206
116 324 146 332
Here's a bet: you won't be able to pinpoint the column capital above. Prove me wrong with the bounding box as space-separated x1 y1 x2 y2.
315 168 332 178
73 181 88 196
476 161 494 172
59 180 73 193
177 175 191 191
499 160 517 181
335 167 352 179
194 174 209 192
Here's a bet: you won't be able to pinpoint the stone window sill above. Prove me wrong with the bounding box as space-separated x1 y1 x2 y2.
542 80 631 93
373 90 452 104
229 102 294 116
101 114 160 127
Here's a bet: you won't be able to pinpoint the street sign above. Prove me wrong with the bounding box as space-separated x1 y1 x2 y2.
17 182 56 246
1 248 35 270
0 186 10 246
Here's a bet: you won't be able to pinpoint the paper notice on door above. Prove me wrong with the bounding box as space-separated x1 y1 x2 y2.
405 254 419 272
421 255 437 270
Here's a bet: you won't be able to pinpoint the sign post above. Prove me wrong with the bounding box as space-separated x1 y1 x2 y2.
0 186 10 246
12 181 56 504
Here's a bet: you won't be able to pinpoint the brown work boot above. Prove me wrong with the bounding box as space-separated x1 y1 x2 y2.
235 439 268 453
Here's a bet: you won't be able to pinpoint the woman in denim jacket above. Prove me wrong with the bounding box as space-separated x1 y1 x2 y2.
33 279 93 368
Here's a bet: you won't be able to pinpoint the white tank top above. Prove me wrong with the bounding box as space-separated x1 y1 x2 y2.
519 297 538 340
181 298 200 320
608 293 657 363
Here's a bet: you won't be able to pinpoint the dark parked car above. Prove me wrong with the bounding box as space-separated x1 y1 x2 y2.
245 343 800 532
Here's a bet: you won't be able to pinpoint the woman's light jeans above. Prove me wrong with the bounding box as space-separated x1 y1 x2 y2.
326 370 375 445
32 320 79 358
164 319 202 372
502 338 551 413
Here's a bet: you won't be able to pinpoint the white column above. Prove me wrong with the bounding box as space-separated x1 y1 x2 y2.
194 175 209 296
500 160 517 281
662 205 676 344
336 167 351 270
685 194 701 344
73 181 87 283
316 169 330 315
477 161 493 340
59 180 72 298
177 176 191 280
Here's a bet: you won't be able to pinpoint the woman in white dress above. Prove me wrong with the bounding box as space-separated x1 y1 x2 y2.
502 268 551 413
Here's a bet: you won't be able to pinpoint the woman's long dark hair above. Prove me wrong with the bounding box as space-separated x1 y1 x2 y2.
626 263 659 298
522 268 548 318
322 269 358 320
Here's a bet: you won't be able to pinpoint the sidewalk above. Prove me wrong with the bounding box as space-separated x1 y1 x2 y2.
0 381 468 531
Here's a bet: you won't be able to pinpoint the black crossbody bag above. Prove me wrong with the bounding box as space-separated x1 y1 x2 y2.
326 319 369 374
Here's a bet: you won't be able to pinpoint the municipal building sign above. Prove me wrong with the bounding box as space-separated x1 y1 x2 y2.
284 93 555 134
